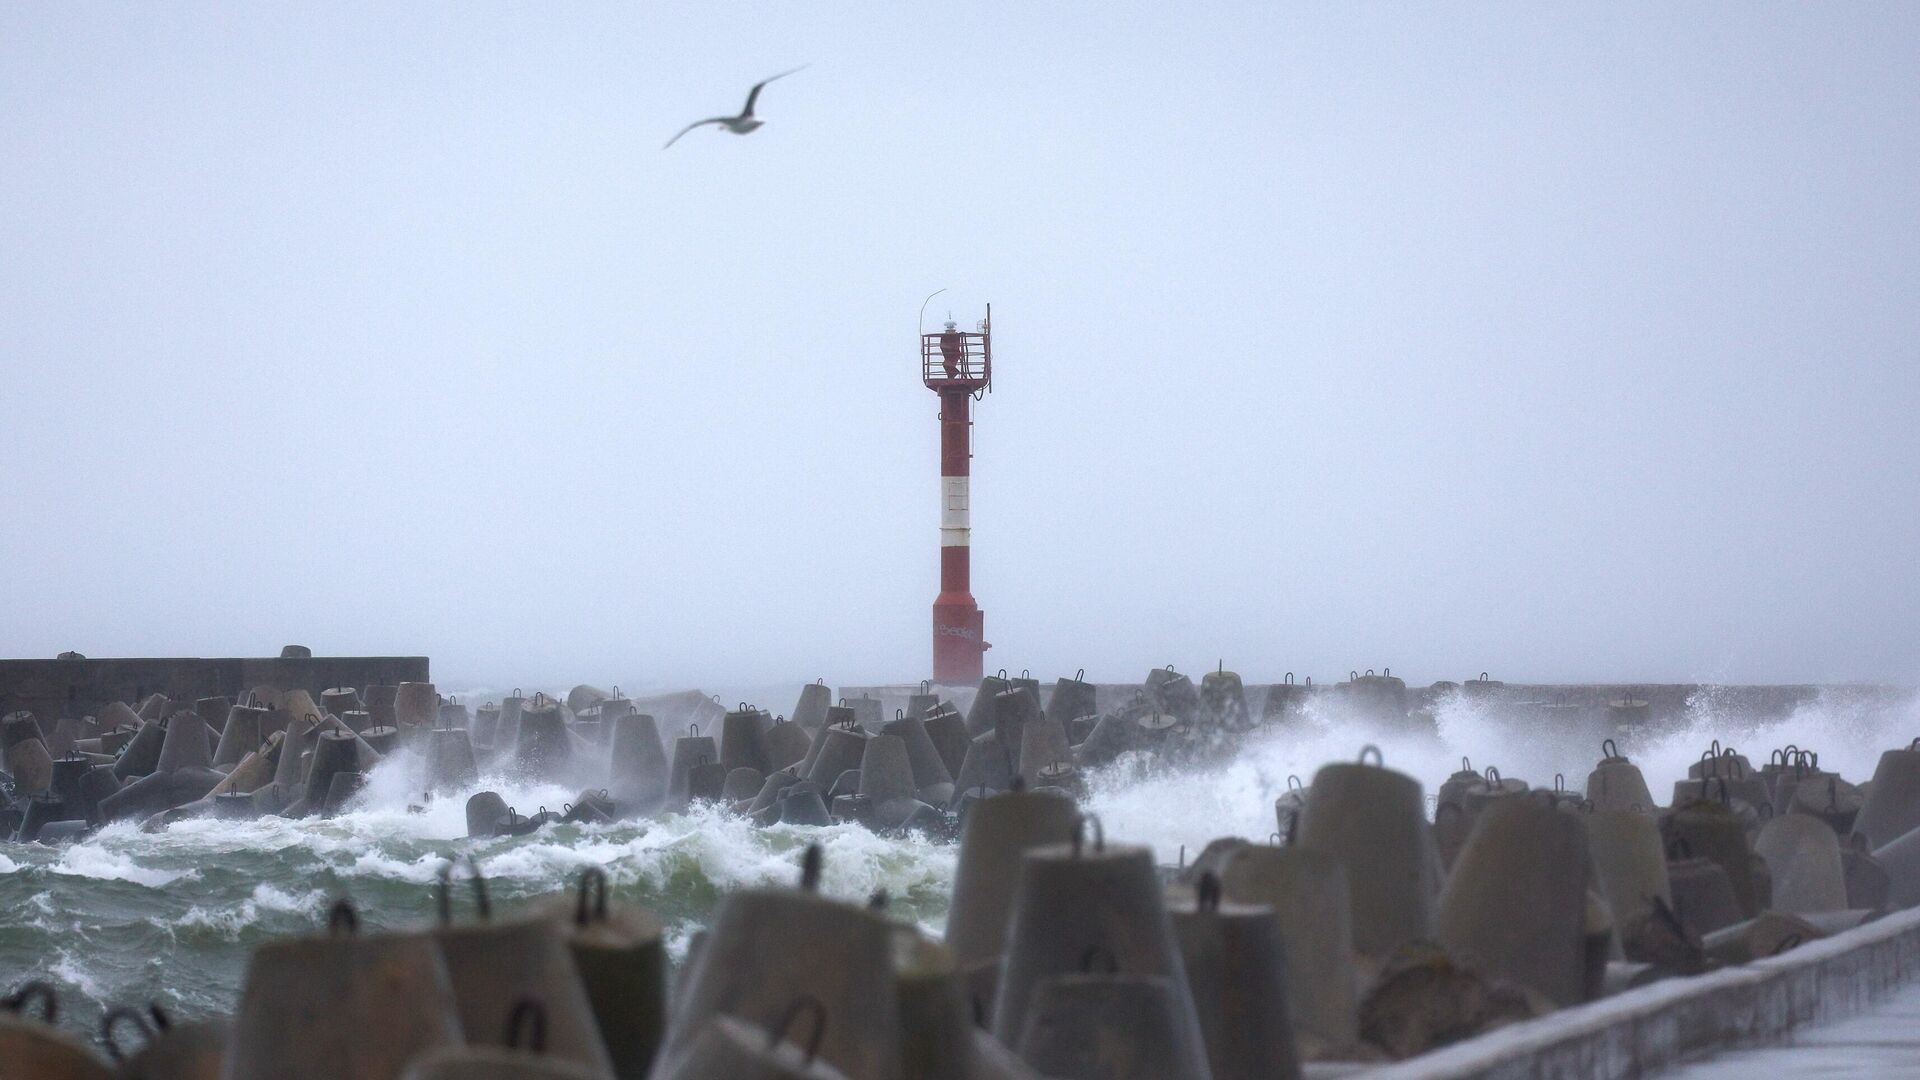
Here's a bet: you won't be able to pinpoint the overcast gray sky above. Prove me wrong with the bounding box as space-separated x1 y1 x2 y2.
2 3 1915 689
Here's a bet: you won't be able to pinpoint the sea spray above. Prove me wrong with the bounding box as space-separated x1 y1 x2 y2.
2 682 1912 1031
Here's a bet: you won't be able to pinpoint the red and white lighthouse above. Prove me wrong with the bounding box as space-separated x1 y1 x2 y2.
922 306 992 684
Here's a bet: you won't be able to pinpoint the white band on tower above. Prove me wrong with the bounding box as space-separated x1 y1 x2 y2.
941 476 970 547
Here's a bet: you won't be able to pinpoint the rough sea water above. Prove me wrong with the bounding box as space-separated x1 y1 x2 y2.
2 682 1913 1031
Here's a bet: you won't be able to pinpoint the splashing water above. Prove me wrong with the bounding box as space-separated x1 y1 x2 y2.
1084 685 1920 864
1 683 1911 1028
0 752 954 1030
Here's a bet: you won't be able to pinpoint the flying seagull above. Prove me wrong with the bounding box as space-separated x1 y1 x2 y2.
663 66 808 149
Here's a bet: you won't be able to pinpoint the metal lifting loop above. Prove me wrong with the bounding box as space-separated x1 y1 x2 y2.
1072 813 1105 856
1074 668 1085 682
3 980 57 1023
436 855 491 925
506 999 547 1053
688 723 700 738
328 897 359 935
1554 772 1565 793
1358 745 1384 767
100 1006 158 1062
1284 672 1294 685
1461 756 1472 773
1602 738 1619 761
997 668 1008 680
769 995 828 1063
1479 671 1489 681
1483 765 1502 786
575 867 609 926
1287 774 1303 792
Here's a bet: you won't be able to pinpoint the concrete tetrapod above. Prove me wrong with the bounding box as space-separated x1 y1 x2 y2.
945 788 1080 971
1586 740 1657 815
1662 796 1768 919
542 869 667 1080
606 714 669 813
720 706 772 775
884 713 955 798
1790 773 1863 835
0 982 114 1080
803 726 868 791
363 684 399 730
1170 874 1302 1080
153 712 213 774
430 859 614 1079
1015 972 1212 1080
224 899 464 1080
1014 710 1071 790
989 823 1207 1064
952 732 1016 798
1294 747 1439 961
99 1005 229 1080
762 721 814 774
1219 844 1359 1057
513 696 576 785
1043 670 1097 735
1854 740 1920 851
724 767 767 804
892 930 981 1080
989 687 1044 778
424 726 480 794
1587 809 1674 935
923 706 972 782
791 680 832 731
1436 794 1596 1007
320 687 362 721
657 1012 853 1080
667 726 720 804
212 705 268 769
666 847 902 1080
112 720 167 781
966 672 1011 737
1754 813 1848 914
1842 837 1892 911
1867 818 1920 909
859 734 923 829
1198 665 1253 731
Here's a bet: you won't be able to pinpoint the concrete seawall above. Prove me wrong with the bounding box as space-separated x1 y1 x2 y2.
1355 906 1920 1080
0 654 429 719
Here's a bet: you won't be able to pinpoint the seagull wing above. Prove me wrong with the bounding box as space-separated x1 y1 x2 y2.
663 117 732 149
741 64 809 117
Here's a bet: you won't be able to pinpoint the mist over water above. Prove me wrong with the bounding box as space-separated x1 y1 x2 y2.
1 681 1913 1032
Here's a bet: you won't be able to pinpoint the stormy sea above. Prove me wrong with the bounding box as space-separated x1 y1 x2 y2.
3 683 1912 1030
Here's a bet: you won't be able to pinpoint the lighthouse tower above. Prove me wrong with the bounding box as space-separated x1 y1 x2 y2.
922 306 992 684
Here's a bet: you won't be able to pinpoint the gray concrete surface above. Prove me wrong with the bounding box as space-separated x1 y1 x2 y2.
1354 906 1920 1080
